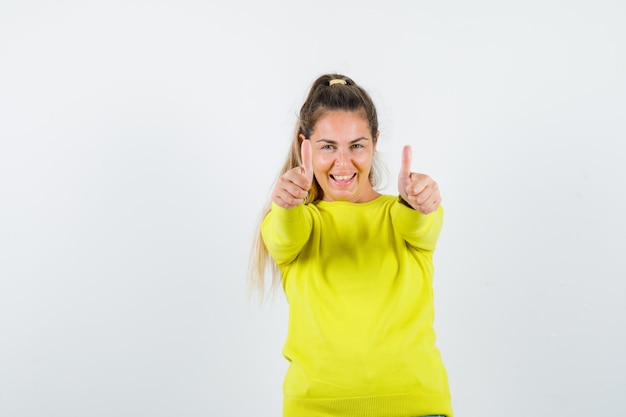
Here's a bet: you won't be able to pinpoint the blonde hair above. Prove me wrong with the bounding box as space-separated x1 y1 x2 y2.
248 73 382 301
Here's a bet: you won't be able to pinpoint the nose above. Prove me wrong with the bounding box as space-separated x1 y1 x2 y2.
335 148 350 166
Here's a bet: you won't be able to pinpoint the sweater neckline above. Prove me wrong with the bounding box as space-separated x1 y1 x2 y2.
314 194 391 208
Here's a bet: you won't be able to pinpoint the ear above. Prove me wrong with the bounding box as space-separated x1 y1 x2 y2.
373 131 380 149
298 133 306 142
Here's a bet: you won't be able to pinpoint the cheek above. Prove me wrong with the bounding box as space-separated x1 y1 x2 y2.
312 154 333 172
354 152 374 170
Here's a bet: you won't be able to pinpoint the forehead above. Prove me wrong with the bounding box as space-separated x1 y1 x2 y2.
311 110 371 139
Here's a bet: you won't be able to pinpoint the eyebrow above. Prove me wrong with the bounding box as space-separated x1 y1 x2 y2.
316 137 369 144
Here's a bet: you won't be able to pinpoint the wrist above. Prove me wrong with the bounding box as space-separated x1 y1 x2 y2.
398 195 414 209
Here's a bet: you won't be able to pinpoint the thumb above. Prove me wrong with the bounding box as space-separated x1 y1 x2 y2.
301 139 314 183
400 145 412 178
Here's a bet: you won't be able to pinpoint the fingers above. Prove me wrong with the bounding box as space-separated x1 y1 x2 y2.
271 139 315 209
271 141 314 209
397 144 440 214
273 193 306 209
400 145 412 178
404 174 441 214
301 139 314 183
272 169 311 209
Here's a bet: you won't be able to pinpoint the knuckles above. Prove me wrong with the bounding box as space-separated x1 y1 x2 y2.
272 169 311 209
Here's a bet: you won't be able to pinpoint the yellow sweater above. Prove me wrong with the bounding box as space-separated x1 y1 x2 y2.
262 195 452 417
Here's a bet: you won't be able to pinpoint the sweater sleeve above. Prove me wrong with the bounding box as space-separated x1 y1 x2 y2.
390 199 444 252
261 202 313 266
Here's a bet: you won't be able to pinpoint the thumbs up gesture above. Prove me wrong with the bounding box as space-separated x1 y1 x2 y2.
271 139 314 209
398 145 441 215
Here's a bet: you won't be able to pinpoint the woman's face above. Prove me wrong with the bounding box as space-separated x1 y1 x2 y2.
304 110 379 203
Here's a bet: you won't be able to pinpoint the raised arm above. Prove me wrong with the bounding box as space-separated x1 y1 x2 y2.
262 140 315 265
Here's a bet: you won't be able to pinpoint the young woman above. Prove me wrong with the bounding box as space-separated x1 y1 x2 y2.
250 74 453 417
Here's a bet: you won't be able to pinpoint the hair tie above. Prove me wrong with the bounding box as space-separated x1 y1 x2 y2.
329 79 347 86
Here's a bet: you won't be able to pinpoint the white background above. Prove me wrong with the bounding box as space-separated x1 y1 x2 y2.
1 1 625 416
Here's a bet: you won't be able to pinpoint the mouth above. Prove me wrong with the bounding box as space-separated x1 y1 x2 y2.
330 173 356 184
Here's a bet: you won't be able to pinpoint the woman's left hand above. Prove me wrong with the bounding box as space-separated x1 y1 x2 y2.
398 145 441 215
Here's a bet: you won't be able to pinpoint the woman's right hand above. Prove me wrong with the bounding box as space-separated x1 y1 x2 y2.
271 140 314 209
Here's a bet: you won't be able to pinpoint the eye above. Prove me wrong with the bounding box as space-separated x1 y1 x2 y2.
321 144 334 150
352 143 364 149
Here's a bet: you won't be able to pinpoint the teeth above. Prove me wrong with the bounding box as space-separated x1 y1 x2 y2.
333 174 353 181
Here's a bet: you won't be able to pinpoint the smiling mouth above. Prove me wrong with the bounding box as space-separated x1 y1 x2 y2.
330 173 356 181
